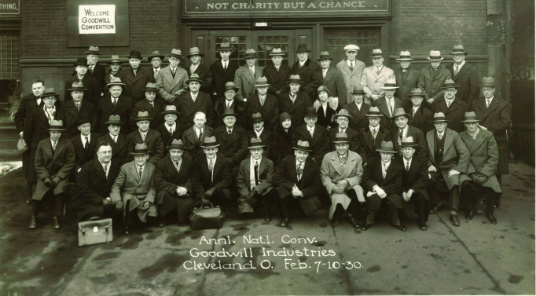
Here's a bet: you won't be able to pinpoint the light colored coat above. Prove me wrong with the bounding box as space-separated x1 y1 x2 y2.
234 65 264 101
336 59 366 103
360 65 395 98
156 66 189 103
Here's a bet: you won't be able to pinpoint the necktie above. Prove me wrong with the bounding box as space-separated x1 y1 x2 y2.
322 69 327 78
208 158 214 182
76 102 81 111
254 161 259 185
171 68 176 77
46 108 54 123
113 98 117 105
260 96 265 107
382 163 387 178
168 127 173 135
133 69 137 77
52 140 57 151
250 66 255 77
372 128 378 140
405 161 410 172
446 100 451 108
89 65 94 74
227 129 232 135
309 127 314 138
438 132 443 141
103 163 108 179
227 102 232 109
198 128 203 141
454 64 459 75
174 160 181 172
296 163 303 181
37 98 42 106
376 67 381 75
349 62 354 71
84 136 89 149
486 99 491 108
138 165 143 178
154 69 159 80
388 99 393 116
113 136 117 143
223 62 227 70
290 94 296 103
142 133 146 142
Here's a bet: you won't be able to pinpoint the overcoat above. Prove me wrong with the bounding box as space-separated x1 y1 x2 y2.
290 58 323 99
426 128 469 189
121 67 154 102
447 63 480 104
293 123 330 164
418 65 452 102
213 125 249 166
96 94 133 134
155 66 189 104
394 67 421 107
279 91 312 128
127 129 165 164
247 92 279 131
336 59 366 104
343 101 370 132
234 65 264 101
174 92 214 127
57 99 96 137
430 96 468 133
361 65 396 99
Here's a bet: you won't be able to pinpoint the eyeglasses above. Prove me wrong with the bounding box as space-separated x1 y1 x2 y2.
43 97 56 101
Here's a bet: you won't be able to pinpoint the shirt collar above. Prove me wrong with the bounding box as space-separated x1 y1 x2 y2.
251 156 262 164
468 127 480 139
81 134 90 141
455 60 466 68
255 128 264 136
167 122 176 129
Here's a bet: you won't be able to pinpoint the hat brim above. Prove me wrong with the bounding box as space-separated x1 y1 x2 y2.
217 47 233 52
68 87 87 91
244 55 258 59
393 113 411 119
142 88 158 92
481 84 495 88
248 144 266 149
449 51 468 55
133 117 152 122
85 51 102 55
318 57 333 60
108 60 122 64
376 149 397 154
130 150 151 155
295 50 311 53
334 114 351 119
427 57 444 61
292 146 312 152
106 83 126 88
49 127 66 132
187 53 204 58
186 78 205 85
161 111 180 116
409 94 425 98
432 119 449 123
74 63 88 67
441 85 459 89
381 86 399 90
167 145 185 150
287 80 302 85
148 55 165 61
225 87 239 92
332 140 350 144
76 120 91 126
366 113 383 117
128 55 143 60
396 58 413 61
269 53 285 57
43 93 60 98
251 118 265 123
400 143 418 147
167 53 183 59
461 119 480 123
201 144 220 149
105 121 122 125
255 84 270 88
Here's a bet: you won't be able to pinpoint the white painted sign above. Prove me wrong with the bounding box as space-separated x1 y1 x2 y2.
78 5 116 34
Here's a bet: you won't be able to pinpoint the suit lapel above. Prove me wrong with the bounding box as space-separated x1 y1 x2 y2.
427 131 435 159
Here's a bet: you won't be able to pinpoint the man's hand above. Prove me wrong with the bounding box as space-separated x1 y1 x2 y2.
332 183 345 194
448 169 460 177
43 177 53 187
291 185 303 198
375 186 387 199
474 173 488 186
115 200 123 210
102 197 112 207
52 176 62 186
176 186 188 196
428 165 437 172
205 188 216 198
427 98 435 105
140 201 151 210
370 94 380 101
478 124 488 131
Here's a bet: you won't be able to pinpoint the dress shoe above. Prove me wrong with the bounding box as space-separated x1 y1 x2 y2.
465 210 475 220
53 216 61 230
346 215 359 228
29 216 37 229
392 223 407 232
449 214 460 227
361 223 372 231
430 202 445 214
279 218 290 227
264 215 272 222
419 224 428 231
486 212 497 224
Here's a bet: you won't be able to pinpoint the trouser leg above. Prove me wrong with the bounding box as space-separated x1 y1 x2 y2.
54 193 64 218
449 185 460 213
387 200 401 226
414 193 428 225
461 181 477 212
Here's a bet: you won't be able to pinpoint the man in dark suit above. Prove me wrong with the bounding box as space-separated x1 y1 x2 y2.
97 115 132 166
186 47 212 94
279 74 313 128
154 139 196 225
394 51 421 108
70 115 100 174
328 109 360 153
447 45 480 104
361 141 405 231
263 48 291 96
290 44 322 101
121 50 154 102
181 112 214 159
247 77 279 131
157 48 189 104
418 50 452 105
343 87 370 132
156 105 188 151
318 51 347 106
64 58 100 104
85 46 106 96
128 111 164 164
358 107 390 166
96 77 133 135
213 109 248 170
373 81 403 131
147 50 165 82
73 141 122 221
234 49 264 101
30 120 76 229
293 107 330 164
406 88 433 134
214 81 249 129
391 108 428 160
58 82 96 138
131 82 166 130
430 79 468 133
274 140 323 227
247 112 273 159
210 41 239 103
175 74 215 128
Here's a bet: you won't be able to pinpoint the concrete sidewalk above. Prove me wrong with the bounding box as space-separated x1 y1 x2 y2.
0 161 534 296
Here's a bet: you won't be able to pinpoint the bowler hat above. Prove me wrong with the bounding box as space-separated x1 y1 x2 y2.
400 136 418 147
105 115 122 125
392 108 410 119
218 41 233 51
201 136 220 148
187 47 204 58
251 112 264 123
48 120 66 132
441 79 459 89
427 50 444 61
344 44 360 52
167 48 183 59
269 48 285 57
409 88 426 97
293 140 312 152
332 133 350 144
106 77 126 88
224 81 239 92
167 139 186 150
85 46 102 55
317 85 331 96
128 50 143 59
248 138 266 149
365 106 383 117
431 112 449 123
108 55 122 64
449 44 468 55
133 111 152 122
376 141 397 153
76 115 92 126
255 76 270 88
334 109 351 119
161 105 180 116
130 143 150 155
304 106 317 118
461 111 480 123
147 50 165 61
68 82 86 91
222 108 237 119
396 51 412 61
42 88 60 98
74 58 89 67
318 51 333 60
287 74 302 85
371 49 383 57
243 49 258 59
186 73 205 85
481 77 495 88
142 82 158 92
295 44 311 53
350 87 365 95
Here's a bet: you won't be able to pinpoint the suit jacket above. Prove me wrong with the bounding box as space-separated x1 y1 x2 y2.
192 153 232 199
234 65 264 101
64 75 100 105
154 155 194 198
293 124 330 164
156 122 188 150
187 63 212 94
70 133 100 167
33 137 76 200
214 125 248 166
406 105 433 134
247 129 272 159
270 127 295 165
336 59 366 104
104 68 124 86
210 59 239 99
156 66 189 103
279 91 313 128
131 98 166 130
322 67 348 106
320 150 363 195
236 157 274 197
426 128 469 189
214 99 249 129
459 129 501 192
263 63 291 95
274 155 322 199
359 126 391 164
361 65 395 98
181 125 214 159
88 63 106 95
316 104 338 129
121 67 154 102
96 94 134 134
343 101 370 131
175 91 215 127
418 65 452 101
329 127 360 152
247 92 279 131
291 58 322 98
24 106 60 149
399 157 429 199
15 93 61 133
97 133 132 166
394 67 420 107
391 126 428 160
127 129 165 164
57 99 96 137
373 95 403 131
110 161 156 204
447 62 480 104
362 157 403 194
431 96 468 133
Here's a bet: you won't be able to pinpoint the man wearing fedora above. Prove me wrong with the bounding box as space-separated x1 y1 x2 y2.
210 41 239 103
73 140 122 222
97 115 133 166
248 112 273 159
96 77 133 135
343 87 371 132
58 82 96 138
64 57 100 104
430 79 468 133
236 138 277 220
471 77 511 207
336 44 366 104
131 82 166 130
418 50 452 105
274 140 323 227
315 85 339 129
70 115 101 174
128 111 164 164
120 50 154 102
85 46 106 96
175 74 215 127
394 51 421 108
391 108 428 160
329 109 360 153
398 137 430 230
104 55 124 86
373 79 403 131
213 109 249 170
405 88 433 134
426 112 469 226
447 45 480 104
321 133 365 228
147 50 165 81
234 49 264 101
358 107 390 166
156 105 188 150
30 120 76 229
362 141 406 231
294 106 330 164
181 111 214 159
361 49 395 103
111 143 158 233
279 74 313 128
247 77 279 131
192 136 233 211
156 49 188 104
154 139 196 225
263 48 291 96
214 81 249 129
318 51 347 107
186 47 212 94
291 44 322 100
459 111 501 224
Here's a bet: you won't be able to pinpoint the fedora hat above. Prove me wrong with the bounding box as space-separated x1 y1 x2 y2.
167 139 186 150
147 50 165 61
218 41 233 51
74 57 89 67
201 136 220 148
142 82 158 92
366 106 383 117
68 82 86 91
108 55 122 64
167 48 183 59
187 47 204 58
481 77 495 88
304 106 317 118
106 77 126 89
295 44 311 53
224 81 239 92
441 79 459 89
269 48 285 57
85 46 102 55
49 120 66 132
317 85 331 96
334 109 351 119
105 115 122 125
344 44 360 52
396 51 412 61
185 73 205 84
431 112 449 123
161 105 180 116
332 133 350 144
76 115 92 126
133 111 152 122
287 74 302 85
293 140 312 152
128 50 143 59
248 138 266 149
130 143 150 155
392 108 410 119
222 108 237 119
251 112 264 123
461 111 480 123
42 88 60 98
243 48 258 59
350 86 365 95
427 50 443 61
279 112 291 123
409 88 426 97
381 79 399 90
318 51 333 60
371 48 383 57
449 44 468 55
376 141 397 153
255 76 270 88
400 136 418 147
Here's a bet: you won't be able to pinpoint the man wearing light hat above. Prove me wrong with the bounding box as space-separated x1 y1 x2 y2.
64 57 100 104
279 74 313 127
358 107 389 166
131 82 166 129
156 48 189 103
318 51 347 107
105 55 123 85
96 77 133 135
294 106 331 164
263 48 292 96
329 109 360 152
375 78 402 131
290 44 322 99
121 50 154 102
430 79 468 132
58 81 96 138
176 74 215 127
210 41 239 102
234 49 264 101
97 115 132 166
248 77 279 131
147 50 165 81
390 108 427 160
337 44 366 103
447 45 480 104
128 111 165 164
394 51 421 107
361 48 395 102
186 47 212 94
85 46 106 95
418 50 452 104
156 105 187 150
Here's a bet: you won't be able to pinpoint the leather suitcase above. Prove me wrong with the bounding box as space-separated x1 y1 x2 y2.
190 205 224 230
78 218 113 246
